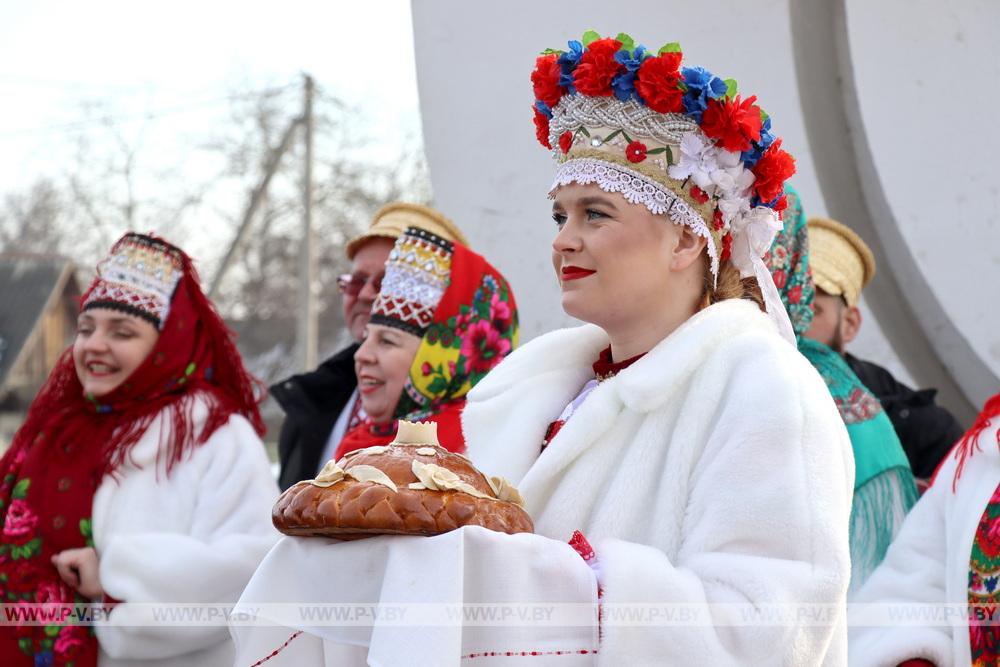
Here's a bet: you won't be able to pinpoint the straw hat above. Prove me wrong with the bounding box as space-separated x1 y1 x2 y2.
346 202 469 260
807 216 876 307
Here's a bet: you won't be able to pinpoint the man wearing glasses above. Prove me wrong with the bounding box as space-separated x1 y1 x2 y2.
271 202 469 489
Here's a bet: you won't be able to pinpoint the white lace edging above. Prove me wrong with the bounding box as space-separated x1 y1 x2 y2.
549 158 720 278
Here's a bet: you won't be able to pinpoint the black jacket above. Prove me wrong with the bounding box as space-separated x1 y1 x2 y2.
845 352 966 479
270 342 359 490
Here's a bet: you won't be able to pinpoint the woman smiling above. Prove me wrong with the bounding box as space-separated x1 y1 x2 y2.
331 226 519 459
0 233 278 667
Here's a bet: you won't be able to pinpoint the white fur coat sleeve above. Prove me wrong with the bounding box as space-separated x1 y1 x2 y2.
464 301 855 666
92 399 280 663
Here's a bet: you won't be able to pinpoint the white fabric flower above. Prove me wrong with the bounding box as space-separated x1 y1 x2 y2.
668 132 719 190
729 206 782 278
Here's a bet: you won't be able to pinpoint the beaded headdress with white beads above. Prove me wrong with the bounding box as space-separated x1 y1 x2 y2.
533 31 797 341
370 227 453 336
82 233 184 330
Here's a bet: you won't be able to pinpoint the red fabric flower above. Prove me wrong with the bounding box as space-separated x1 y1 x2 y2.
4 559 40 595
772 194 789 219
788 285 803 304
690 186 710 204
573 38 623 97
461 319 512 374
55 623 88 663
625 141 648 163
533 108 551 149
635 52 684 113
700 95 763 153
531 54 564 109
720 233 733 262
36 579 71 606
2 499 38 546
420 362 433 377
751 139 796 203
559 131 573 154
712 209 725 231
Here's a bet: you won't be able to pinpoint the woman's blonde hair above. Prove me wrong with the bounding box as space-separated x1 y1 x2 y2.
697 259 765 313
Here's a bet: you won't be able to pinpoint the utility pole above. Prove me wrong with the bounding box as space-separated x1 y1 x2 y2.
296 73 317 372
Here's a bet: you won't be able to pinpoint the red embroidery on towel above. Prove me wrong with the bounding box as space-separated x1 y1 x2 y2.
462 648 599 659
248 630 303 666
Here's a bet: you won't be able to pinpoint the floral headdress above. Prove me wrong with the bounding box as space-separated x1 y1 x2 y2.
533 31 797 341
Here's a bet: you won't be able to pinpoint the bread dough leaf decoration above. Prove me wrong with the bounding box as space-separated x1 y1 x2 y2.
410 460 491 499
486 475 526 508
310 461 346 488
344 464 398 492
415 447 437 456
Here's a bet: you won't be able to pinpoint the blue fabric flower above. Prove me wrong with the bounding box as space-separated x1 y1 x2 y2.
741 116 775 166
611 46 647 103
680 66 727 123
557 40 584 93
535 100 553 119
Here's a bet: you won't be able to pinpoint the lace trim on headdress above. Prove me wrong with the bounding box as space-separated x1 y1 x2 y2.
549 158 719 278
548 95 698 147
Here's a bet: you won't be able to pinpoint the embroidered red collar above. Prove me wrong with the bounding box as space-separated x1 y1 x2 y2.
592 346 646 382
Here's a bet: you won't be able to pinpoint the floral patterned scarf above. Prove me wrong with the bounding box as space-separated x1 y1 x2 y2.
0 234 264 666
335 238 518 457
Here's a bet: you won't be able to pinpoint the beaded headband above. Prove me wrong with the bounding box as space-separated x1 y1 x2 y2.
82 233 184 330
533 31 797 342
370 228 454 336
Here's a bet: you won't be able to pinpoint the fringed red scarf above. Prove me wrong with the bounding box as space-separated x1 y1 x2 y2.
0 249 264 666
949 391 1000 491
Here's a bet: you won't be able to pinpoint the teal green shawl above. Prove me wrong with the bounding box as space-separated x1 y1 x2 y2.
768 187 916 591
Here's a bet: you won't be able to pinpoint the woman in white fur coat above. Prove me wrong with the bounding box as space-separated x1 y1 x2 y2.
849 392 1000 667
0 233 278 667
471 34 855 664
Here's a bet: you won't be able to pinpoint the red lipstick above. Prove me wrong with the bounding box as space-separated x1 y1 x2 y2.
561 266 596 281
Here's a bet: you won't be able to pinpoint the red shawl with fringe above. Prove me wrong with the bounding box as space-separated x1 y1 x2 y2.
0 250 264 666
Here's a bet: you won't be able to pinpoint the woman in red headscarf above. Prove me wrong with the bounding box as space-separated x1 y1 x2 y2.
331 226 518 459
0 233 279 667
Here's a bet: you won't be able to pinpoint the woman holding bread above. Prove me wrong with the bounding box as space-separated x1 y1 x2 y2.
459 32 854 663
0 233 278 667
234 32 852 666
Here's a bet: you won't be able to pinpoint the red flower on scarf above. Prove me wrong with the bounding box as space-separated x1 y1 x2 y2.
5 559 40 594
531 54 564 109
788 285 803 304
751 139 796 203
420 362 433 377
773 269 788 290
2 499 38 546
979 514 1000 558
625 141 648 163
635 52 684 113
559 131 573 154
461 320 511 374
701 95 763 153
489 292 513 331
36 579 71 605
54 623 88 663
573 38 623 97
533 108 552 149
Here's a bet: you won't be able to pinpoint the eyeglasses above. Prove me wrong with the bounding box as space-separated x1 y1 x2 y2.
337 272 383 297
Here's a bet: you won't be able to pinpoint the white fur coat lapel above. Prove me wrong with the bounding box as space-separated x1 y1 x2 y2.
464 300 777 501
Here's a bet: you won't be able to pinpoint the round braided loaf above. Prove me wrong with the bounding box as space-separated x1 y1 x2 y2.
272 441 533 540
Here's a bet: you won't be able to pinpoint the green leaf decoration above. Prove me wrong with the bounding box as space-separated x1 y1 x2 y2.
658 42 682 54
12 478 29 500
18 638 31 652
724 78 738 99
665 146 674 166
621 129 634 144
581 30 601 47
427 377 448 394
614 32 635 52
541 48 563 55
44 625 60 637
647 147 667 154
604 129 623 143
760 109 770 121
578 126 591 138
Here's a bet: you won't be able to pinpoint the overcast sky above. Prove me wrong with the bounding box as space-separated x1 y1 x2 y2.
0 0 422 190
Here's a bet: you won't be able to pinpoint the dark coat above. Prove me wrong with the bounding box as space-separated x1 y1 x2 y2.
270 342 359 490
845 352 966 479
